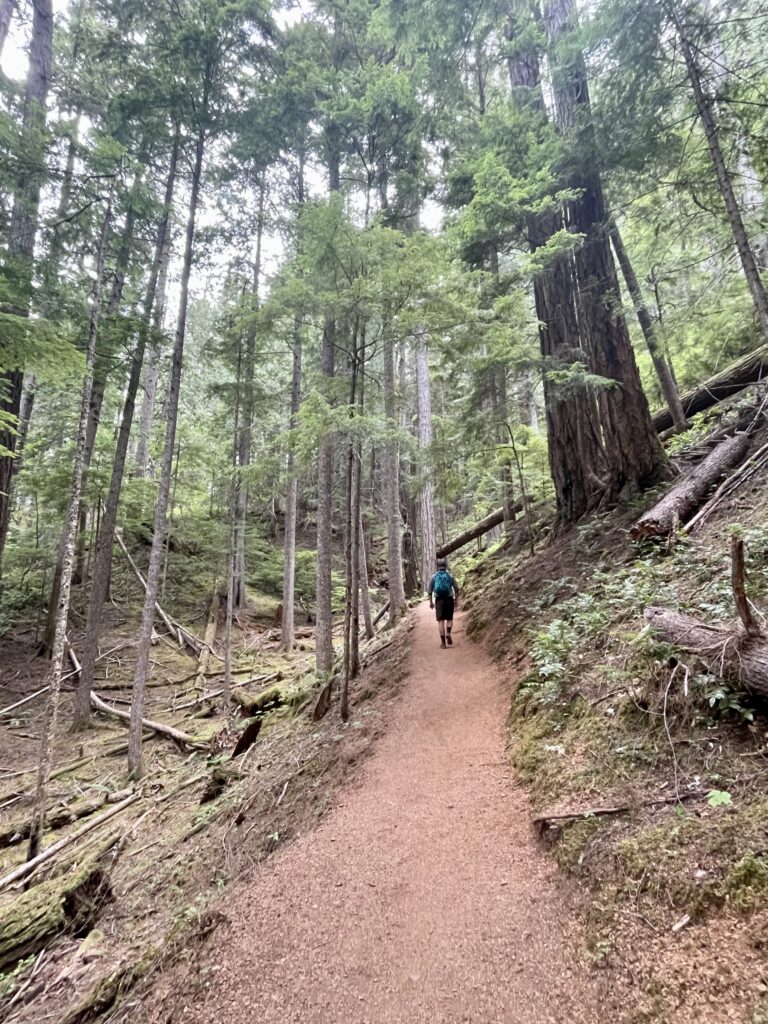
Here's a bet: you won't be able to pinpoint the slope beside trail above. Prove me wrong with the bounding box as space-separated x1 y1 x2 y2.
156 603 598 1024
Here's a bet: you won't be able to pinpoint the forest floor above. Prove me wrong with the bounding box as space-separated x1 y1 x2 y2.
139 602 599 1024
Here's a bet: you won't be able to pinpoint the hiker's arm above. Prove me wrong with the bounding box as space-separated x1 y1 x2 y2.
452 579 460 604
428 576 434 607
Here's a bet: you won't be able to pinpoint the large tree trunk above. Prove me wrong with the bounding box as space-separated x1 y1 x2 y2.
437 505 515 558
631 432 751 539
0 0 17 57
358 505 374 639
27 188 113 860
382 321 407 621
545 0 669 506
315 142 340 675
609 219 688 432
73 136 179 731
233 182 265 609
134 195 174 480
128 128 205 778
651 344 768 433
40 163 143 651
280 314 302 651
0 0 53 574
506 3 610 523
645 607 768 698
415 331 436 589
670 2 768 343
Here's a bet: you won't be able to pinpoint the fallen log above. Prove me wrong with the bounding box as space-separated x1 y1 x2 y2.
644 606 768 697
114 531 204 656
193 585 223 690
631 432 751 539
685 438 768 533
437 506 514 559
90 692 206 750
0 792 140 892
652 344 768 433
0 796 107 849
0 838 115 970
230 684 284 718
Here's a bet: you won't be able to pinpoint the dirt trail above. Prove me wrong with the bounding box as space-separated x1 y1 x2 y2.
158 604 598 1023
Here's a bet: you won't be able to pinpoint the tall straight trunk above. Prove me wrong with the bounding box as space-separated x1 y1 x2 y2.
134 193 174 479
128 129 205 777
341 329 360 720
0 0 17 56
73 135 179 730
223 345 242 721
669 3 768 342
0 0 53 574
233 182 265 609
315 142 340 675
382 322 406 621
415 331 436 590
609 220 687 430
358 505 374 638
399 344 419 596
27 187 113 860
496 366 516 531
41 165 144 642
544 0 669 508
280 315 302 651
506 2 609 522
280 159 305 651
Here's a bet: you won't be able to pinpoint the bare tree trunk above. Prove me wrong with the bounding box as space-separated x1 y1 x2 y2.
74 135 179 730
415 331 436 590
233 181 265 609
27 187 113 860
341 331 360 720
0 0 53 574
223 342 242 722
670 2 768 341
128 128 205 778
315 142 340 675
134 217 173 479
359 506 374 638
281 314 302 651
544 0 669 506
382 322 406 621
0 0 17 57
609 220 687 431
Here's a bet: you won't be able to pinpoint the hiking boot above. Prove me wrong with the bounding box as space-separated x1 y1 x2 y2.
446 634 453 646
440 638 447 648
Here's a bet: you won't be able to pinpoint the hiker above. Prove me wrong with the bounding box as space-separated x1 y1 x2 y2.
427 558 460 648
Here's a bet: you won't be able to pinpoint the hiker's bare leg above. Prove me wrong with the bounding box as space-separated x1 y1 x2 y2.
446 618 453 645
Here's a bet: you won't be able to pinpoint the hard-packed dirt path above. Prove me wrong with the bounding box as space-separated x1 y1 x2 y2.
157 604 598 1023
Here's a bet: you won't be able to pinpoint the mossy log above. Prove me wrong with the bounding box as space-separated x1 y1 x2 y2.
631 432 751 539
0 796 107 849
230 684 284 718
0 839 115 970
651 344 768 433
645 606 768 697
60 945 160 1024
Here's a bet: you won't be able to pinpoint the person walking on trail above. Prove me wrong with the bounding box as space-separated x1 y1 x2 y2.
428 558 460 648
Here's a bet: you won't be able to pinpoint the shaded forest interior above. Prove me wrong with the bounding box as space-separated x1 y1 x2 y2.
2 0 768 1019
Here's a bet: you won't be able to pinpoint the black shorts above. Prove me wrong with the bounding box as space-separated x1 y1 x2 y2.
434 595 454 621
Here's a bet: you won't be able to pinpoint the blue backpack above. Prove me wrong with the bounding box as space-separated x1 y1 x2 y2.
433 570 452 597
